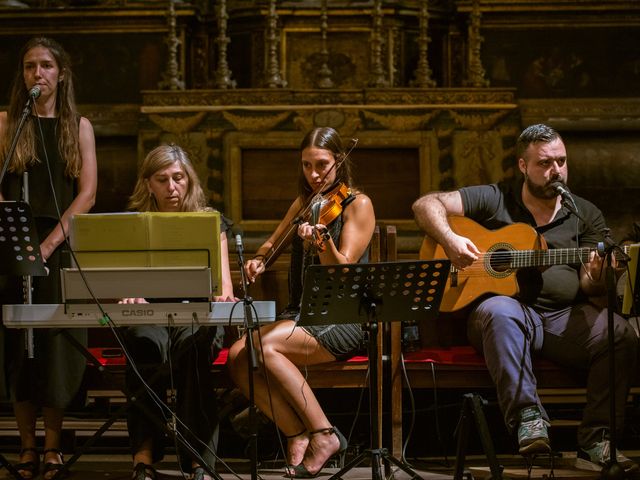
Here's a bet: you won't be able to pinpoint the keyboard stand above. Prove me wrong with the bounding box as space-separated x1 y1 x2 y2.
2 268 276 479
54 325 224 480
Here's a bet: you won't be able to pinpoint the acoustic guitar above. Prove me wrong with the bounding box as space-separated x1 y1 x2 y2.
419 216 618 312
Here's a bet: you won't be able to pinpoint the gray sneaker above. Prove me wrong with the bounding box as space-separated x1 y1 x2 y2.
517 406 551 455
576 440 639 473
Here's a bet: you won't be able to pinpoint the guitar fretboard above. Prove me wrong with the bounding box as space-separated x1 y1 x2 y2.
506 247 593 268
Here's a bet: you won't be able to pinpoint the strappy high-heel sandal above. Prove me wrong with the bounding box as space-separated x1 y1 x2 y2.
14 447 39 480
42 448 67 480
284 429 308 476
291 426 348 479
285 428 308 439
132 462 157 480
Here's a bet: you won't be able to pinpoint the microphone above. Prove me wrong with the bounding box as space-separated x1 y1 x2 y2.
234 231 247 270
28 86 41 100
550 181 571 201
234 231 251 299
21 86 40 114
550 181 578 211
235 233 243 255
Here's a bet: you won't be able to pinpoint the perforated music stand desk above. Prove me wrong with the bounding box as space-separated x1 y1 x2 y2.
0 201 47 276
298 259 450 480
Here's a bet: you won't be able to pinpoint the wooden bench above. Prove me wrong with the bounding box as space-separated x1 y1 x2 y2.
84 225 616 462
388 341 640 459
83 225 397 450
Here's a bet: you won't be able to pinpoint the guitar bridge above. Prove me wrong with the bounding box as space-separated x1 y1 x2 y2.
450 267 458 287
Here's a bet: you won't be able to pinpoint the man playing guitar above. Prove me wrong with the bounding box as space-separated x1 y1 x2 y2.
412 123 638 472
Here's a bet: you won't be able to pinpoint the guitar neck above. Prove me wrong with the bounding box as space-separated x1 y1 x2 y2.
510 247 592 268
509 244 629 268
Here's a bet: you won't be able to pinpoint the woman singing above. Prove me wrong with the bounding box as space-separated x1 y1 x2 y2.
0 37 97 480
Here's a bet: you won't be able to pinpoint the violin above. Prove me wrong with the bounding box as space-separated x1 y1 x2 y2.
308 182 352 252
310 182 351 225
259 182 353 268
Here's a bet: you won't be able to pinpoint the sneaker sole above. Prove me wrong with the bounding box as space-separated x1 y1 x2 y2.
575 457 639 473
519 439 551 456
627 463 640 473
575 458 602 472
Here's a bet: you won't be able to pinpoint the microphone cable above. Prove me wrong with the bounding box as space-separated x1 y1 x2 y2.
31 112 240 479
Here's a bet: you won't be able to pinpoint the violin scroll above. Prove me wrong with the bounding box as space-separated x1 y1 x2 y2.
244 255 267 283
311 225 330 253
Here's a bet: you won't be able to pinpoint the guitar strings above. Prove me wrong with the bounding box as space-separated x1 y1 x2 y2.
438 249 594 276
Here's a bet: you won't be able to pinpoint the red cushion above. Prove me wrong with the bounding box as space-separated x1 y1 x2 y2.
403 346 562 371
89 347 369 367
88 347 126 366
88 347 231 366
214 348 228 365
403 346 486 366
346 355 368 363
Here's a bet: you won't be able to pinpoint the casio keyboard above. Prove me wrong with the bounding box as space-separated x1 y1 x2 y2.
4 266 276 327
2 301 276 328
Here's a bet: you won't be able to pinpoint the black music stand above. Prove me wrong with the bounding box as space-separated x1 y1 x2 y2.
0 201 46 480
298 259 450 480
0 201 47 277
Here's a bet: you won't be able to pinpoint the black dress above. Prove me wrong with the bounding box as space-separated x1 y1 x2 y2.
284 205 368 361
1 116 87 408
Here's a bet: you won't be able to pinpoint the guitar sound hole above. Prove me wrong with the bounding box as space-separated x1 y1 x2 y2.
488 249 513 273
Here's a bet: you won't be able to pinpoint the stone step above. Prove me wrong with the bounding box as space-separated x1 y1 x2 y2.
0 417 129 437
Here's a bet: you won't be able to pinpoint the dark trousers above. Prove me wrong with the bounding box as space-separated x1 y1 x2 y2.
124 325 222 471
468 295 638 448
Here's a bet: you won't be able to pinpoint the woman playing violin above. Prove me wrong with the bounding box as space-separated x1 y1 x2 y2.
227 127 375 478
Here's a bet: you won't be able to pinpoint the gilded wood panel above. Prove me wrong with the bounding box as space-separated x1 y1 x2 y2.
223 130 437 233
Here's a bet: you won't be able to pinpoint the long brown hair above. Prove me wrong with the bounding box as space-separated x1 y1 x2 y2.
128 144 209 213
297 127 354 198
0 37 81 178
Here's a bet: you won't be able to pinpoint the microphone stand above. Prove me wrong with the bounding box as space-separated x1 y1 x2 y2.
0 96 38 361
22 172 36 359
560 196 629 480
235 235 260 480
0 95 40 480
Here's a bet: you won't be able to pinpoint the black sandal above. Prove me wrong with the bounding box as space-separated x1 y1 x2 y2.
132 462 157 480
290 426 348 478
191 465 215 480
285 428 307 439
14 447 39 480
42 448 67 480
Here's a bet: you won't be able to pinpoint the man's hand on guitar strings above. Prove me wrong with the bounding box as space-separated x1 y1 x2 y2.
443 231 481 269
